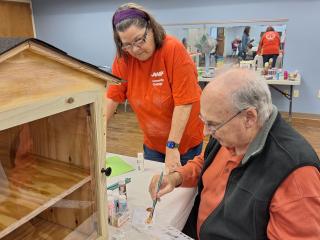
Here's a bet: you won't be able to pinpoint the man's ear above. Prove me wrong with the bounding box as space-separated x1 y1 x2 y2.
245 108 258 128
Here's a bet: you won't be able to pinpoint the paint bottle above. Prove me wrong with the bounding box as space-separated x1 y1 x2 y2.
275 70 280 80
113 192 120 214
137 152 145 171
284 70 288 80
118 195 127 213
118 178 127 198
107 196 115 225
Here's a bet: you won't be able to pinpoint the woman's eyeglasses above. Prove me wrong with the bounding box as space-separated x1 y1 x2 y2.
121 27 148 51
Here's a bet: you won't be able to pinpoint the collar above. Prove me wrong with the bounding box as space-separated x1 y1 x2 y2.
241 105 278 165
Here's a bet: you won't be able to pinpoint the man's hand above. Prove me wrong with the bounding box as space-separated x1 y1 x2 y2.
149 172 182 201
165 148 182 172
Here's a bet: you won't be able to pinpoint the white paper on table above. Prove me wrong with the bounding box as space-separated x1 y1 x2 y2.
131 208 194 240
155 187 197 230
132 207 157 227
126 172 197 230
134 224 194 240
107 157 198 233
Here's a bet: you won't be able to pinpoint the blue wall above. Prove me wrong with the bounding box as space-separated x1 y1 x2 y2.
32 0 320 114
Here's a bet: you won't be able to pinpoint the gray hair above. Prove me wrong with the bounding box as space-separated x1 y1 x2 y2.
231 73 273 126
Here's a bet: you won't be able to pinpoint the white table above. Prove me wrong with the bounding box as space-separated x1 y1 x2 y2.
106 153 196 239
198 76 215 83
259 72 301 121
198 70 301 121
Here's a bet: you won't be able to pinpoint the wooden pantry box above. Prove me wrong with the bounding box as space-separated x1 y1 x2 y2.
0 38 122 240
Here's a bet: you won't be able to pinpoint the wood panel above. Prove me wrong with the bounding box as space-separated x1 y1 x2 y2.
29 43 122 84
2 217 90 240
90 94 108 238
0 42 121 85
0 50 104 111
281 111 320 128
0 126 22 168
38 182 96 235
0 154 90 238
0 2 34 37
0 90 98 132
29 106 92 169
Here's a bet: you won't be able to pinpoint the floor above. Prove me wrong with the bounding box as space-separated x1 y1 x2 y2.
107 106 320 158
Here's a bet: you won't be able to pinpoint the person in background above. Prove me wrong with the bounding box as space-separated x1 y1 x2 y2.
149 68 320 239
231 37 241 57
257 26 281 68
107 3 204 171
182 37 188 50
239 26 251 60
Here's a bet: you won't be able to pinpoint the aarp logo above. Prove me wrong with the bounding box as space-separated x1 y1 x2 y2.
151 71 164 77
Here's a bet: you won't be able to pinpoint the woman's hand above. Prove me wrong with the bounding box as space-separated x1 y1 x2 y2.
165 148 182 172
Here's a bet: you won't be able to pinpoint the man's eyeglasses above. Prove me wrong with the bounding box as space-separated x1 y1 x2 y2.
121 27 148 51
199 109 246 135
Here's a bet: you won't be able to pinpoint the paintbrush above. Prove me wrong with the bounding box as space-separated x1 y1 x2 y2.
147 171 164 223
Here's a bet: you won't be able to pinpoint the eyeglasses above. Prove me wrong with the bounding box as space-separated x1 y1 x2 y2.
199 109 246 135
121 27 148 51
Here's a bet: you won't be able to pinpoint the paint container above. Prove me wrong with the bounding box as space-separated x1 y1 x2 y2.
118 195 127 213
137 152 145 171
113 192 120 214
276 69 282 80
118 178 127 198
108 196 115 225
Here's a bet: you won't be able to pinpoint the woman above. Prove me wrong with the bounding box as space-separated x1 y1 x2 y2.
182 37 188 50
106 3 203 171
257 26 281 68
239 26 251 60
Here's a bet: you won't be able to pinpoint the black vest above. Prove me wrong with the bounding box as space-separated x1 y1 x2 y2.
183 113 320 240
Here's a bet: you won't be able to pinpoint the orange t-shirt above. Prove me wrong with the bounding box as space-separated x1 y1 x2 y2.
107 35 203 154
258 31 281 55
177 147 320 239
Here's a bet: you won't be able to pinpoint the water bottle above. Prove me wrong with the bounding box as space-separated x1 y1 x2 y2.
137 152 144 171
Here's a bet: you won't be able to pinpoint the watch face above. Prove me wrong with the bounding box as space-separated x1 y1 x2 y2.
167 141 177 148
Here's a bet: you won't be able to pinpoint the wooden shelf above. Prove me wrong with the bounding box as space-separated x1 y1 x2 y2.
2 217 93 240
0 155 91 238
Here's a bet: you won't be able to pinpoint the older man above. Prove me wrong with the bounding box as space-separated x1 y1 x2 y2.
149 68 320 239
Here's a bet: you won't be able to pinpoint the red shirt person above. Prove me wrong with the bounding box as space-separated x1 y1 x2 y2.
107 3 203 171
258 26 281 67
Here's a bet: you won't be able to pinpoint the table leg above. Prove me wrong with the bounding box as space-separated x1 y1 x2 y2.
269 84 294 123
288 85 293 123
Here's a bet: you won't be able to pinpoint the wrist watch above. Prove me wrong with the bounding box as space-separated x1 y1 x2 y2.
166 141 180 149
